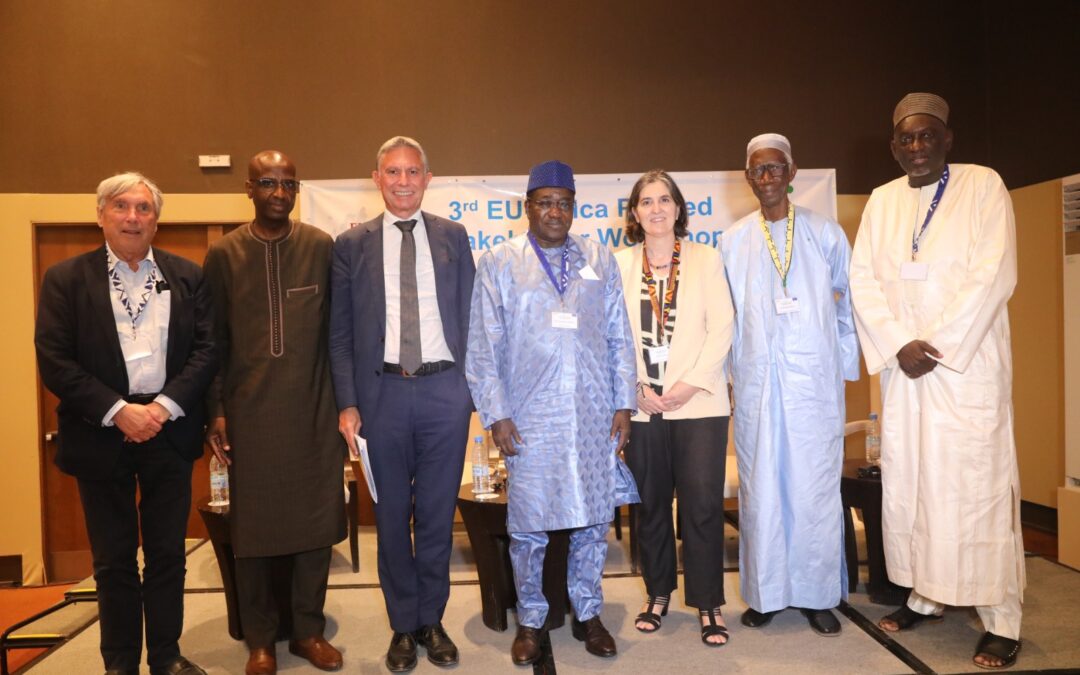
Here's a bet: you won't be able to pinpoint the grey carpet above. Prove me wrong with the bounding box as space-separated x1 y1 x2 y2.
21 519 1080 673
27 574 912 674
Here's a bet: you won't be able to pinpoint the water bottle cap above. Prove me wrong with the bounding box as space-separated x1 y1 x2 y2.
869 412 878 420
474 436 484 443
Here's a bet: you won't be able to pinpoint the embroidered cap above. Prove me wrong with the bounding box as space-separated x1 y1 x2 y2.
893 92 950 127
527 160 575 193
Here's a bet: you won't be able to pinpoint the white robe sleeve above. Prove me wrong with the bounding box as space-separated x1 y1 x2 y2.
919 170 1017 373
849 197 917 375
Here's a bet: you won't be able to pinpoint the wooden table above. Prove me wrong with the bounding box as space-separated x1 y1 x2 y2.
197 500 293 641
840 459 908 605
456 485 571 632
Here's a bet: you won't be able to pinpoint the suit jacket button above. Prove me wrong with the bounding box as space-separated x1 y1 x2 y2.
374 370 380 377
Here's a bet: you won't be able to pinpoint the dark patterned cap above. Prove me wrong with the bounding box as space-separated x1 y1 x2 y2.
893 92 950 127
527 160 575 193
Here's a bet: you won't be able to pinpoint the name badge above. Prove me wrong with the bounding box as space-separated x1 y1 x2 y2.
122 336 153 362
900 262 929 281
774 297 799 315
647 345 670 364
551 311 578 329
578 264 600 281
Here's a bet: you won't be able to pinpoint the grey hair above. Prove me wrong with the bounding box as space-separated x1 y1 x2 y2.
375 136 429 172
96 172 164 216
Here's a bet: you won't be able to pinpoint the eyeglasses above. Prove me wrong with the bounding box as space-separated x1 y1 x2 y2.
746 163 789 180
528 198 576 213
250 178 301 193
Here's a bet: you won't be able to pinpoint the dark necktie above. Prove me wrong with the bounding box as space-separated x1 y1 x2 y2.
395 219 422 374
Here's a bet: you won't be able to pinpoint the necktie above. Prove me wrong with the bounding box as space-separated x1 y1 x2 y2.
395 220 422 374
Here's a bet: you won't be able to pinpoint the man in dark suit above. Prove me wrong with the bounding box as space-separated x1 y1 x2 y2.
35 172 217 675
329 136 475 672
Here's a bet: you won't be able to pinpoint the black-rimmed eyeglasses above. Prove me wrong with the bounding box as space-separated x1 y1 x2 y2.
746 163 789 180
250 178 301 193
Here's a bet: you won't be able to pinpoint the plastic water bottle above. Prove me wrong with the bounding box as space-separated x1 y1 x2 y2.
471 435 494 498
209 455 229 506
865 413 881 467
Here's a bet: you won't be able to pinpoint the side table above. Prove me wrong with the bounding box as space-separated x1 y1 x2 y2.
456 485 570 632
197 500 293 640
840 459 908 605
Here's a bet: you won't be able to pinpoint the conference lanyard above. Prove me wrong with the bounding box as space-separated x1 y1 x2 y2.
642 240 681 345
911 164 950 260
109 260 159 336
528 232 570 295
758 203 795 296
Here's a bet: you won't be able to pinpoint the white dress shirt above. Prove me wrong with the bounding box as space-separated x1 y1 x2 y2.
381 210 454 364
101 244 183 425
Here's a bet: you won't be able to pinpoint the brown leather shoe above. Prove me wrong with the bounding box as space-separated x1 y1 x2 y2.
511 626 543 665
571 616 616 657
245 646 277 675
288 636 343 671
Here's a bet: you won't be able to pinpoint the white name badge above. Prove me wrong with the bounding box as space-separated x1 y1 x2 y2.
579 264 600 281
774 297 800 315
121 336 153 362
900 262 929 281
551 311 578 329
647 345 670 364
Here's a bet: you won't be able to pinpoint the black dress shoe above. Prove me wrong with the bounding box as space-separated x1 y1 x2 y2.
150 656 209 675
511 626 543 665
415 622 459 666
801 608 842 636
386 631 418 672
571 616 616 657
741 607 780 628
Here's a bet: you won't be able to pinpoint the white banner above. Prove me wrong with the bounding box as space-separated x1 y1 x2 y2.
300 169 836 255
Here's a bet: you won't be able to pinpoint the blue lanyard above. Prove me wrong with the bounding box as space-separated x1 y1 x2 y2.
911 164 950 260
527 232 570 295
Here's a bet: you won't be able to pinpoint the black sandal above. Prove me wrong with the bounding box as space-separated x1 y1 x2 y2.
973 631 1021 670
634 595 669 633
699 607 729 647
878 605 943 632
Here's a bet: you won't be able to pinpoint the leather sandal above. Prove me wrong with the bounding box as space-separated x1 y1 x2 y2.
973 631 1021 670
878 604 943 632
699 607 729 647
634 595 670 633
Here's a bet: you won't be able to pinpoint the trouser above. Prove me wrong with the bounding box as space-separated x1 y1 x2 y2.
235 546 333 649
624 415 728 609
907 567 1023 641
76 436 192 672
364 368 471 633
509 522 609 629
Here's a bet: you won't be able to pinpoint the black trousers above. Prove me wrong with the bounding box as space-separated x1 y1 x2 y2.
76 436 192 671
235 546 332 649
623 414 729 609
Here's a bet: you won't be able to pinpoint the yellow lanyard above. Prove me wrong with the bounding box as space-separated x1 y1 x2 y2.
757 203 795 296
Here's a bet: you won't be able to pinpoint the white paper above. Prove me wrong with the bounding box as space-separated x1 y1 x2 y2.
551 312 578 329
900 261 929 280
353 434 377 503
121 336 153 362
579 264 600 280
647 344 670 364
774 297 800 315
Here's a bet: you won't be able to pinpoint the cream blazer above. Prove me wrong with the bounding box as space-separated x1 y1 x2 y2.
615 240 734 422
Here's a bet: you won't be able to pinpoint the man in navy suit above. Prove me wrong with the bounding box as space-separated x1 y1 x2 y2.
329 136 475 672
35 172 216 675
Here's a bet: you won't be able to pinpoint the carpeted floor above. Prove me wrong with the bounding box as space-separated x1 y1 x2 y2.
16 523 1080 674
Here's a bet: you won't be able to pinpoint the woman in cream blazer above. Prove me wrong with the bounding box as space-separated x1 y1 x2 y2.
615 170 734 647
